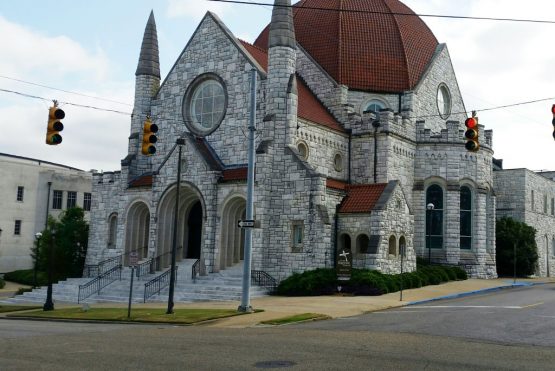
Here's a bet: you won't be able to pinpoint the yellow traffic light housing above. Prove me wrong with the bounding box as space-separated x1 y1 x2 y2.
141 117 158 155
46 105 64 145
551 104 555 140
464 116 479 152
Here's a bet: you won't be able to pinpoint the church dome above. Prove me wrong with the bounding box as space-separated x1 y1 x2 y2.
254 0 439 93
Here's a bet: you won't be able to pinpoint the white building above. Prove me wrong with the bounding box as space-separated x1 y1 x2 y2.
0 153 92 273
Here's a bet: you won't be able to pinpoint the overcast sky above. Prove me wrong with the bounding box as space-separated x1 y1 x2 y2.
1 0 555 172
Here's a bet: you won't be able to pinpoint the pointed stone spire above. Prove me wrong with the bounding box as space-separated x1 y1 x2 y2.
135 11 160 78
269 0 296 48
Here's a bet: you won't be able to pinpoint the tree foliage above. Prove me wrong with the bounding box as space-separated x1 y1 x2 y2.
32 207 89 281
496 217 538 276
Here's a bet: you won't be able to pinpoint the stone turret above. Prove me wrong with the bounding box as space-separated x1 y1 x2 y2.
124 11 161 179
266 0 297 147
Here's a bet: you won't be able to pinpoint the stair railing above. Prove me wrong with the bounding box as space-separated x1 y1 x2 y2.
251 270 277 293
143 266 178 303
78 264 122 303
135 258 154 279
191 259 200 282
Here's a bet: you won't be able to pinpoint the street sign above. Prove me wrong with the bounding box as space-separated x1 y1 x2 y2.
337 249 352 281
129 252 139 266
238 219 255 228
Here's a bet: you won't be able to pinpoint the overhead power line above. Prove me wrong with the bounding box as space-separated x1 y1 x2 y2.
0 75 132 106
208 0 555 24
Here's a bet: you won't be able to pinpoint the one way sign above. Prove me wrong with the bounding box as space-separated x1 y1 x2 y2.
238 219 255 228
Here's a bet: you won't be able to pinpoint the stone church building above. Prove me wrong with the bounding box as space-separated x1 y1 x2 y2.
86 0 498 281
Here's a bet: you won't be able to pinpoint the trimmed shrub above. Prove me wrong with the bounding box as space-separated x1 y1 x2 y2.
3 269 48 286
451 266 468 280
276 268 337 296
0 277 5 289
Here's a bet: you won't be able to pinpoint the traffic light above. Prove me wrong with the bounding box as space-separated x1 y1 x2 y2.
141 116 158 155
464 116 479 152
551 104 555 140
46 105 65 145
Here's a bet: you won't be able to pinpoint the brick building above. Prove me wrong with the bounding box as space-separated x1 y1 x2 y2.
86 0 498 280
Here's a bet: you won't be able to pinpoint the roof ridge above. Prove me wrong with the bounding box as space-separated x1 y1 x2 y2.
238 38 268 54
383 0 411 88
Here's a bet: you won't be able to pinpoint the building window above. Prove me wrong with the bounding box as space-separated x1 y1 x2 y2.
297 141 309 160
426 184 444 249
356 234 369 254
16 186 24 202
399 236 407 257
544 195 548 214
182 73 228 137
460 186 472 250
388 235 397 256
292 221 304 251
437 84 451 119
531 190 535 211
551 198 554 216
14 220 21 235
333 153 343 172
67 191 77 209
52 190 63 209
552 238 555 256
107 213 118 248
362 99 386 114
83 193 92 211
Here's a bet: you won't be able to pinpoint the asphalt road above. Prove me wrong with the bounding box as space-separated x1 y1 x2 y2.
0 284 554 370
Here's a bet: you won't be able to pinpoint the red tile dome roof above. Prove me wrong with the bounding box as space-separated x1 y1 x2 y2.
254 0 439 93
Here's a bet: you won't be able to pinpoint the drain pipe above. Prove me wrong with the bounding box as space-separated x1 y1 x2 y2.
372 120 380 183
334 204 339 268
347 129 352 184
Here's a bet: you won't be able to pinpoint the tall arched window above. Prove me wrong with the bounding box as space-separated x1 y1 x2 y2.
388 235 397 256
460 186 472 250
356 234 369 254
399 236 407 257
426 185 444 249
107 213 118 249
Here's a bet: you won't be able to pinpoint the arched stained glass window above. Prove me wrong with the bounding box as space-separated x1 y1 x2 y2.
426 185 443 249
460 186 472 250
357 234 369 254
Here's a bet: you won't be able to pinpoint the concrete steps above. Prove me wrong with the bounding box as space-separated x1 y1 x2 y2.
0 260 271 305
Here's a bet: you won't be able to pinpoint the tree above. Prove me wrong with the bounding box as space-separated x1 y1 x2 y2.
33 207 89 281
496 217 538 277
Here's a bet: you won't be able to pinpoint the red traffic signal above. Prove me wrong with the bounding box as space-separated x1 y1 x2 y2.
141 117 158 155
46 106 65 145
464 117 479 152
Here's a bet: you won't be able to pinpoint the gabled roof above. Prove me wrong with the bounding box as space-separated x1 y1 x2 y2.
240 40 344 133
254 0 439 93
338 183 388 213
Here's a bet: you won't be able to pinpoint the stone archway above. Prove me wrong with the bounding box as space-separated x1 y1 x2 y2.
124 201 150 266
156 183 204 270
219 196 246 270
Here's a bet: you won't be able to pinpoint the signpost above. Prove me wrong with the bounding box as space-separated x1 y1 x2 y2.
337 249 352 282
127 252 138 319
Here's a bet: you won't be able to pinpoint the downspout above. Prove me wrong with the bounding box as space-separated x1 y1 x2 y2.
372 120 380 183
347 129 352 184
334 204 339 268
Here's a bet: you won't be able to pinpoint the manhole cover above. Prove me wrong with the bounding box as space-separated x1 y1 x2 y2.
254 360 296 369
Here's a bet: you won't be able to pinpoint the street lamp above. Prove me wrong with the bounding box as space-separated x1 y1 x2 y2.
426 203 435 265
34 232 42 288
43 230 55 311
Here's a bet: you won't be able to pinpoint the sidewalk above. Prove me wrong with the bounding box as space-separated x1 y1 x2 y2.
0 281 31 299
2 278 552 328
125 277 553 328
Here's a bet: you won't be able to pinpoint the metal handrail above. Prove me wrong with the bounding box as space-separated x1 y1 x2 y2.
83 264 99 278
191 259 200 282
143 266 178 303
135 258 154 279
251 270 277 292
78 264 122 303
98 254 123 274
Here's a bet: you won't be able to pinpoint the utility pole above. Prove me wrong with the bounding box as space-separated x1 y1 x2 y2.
238 68 257 313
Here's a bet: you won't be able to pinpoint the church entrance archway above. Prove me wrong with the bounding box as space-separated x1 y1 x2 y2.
156 183 205 270
219 196 246 270
124 201 150 266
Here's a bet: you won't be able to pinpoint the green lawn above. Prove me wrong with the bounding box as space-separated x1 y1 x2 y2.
8 307 250 324
0 305 42 313
260 313 330 325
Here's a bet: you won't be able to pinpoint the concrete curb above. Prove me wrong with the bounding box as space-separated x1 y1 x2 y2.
407 281 546 306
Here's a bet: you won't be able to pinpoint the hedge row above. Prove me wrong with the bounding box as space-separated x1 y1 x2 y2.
0 277 5 289
275 265 467 296
3 269 48 287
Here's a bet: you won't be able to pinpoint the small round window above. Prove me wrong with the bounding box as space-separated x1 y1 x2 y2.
437 84 451 119
183 74 227 137
297 141 309 160
333 153 343 172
